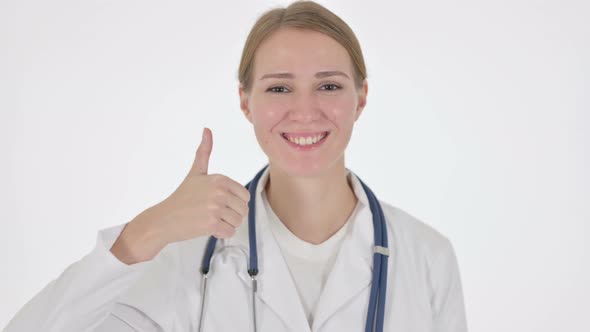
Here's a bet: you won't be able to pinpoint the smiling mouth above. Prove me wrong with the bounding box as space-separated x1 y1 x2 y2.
280 131 330 146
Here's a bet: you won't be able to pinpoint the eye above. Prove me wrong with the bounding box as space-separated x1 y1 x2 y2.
320 83 341 91
266 86 290 93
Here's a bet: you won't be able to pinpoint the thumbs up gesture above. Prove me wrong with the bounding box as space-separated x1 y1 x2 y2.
111 127 251 264
160 127 251 241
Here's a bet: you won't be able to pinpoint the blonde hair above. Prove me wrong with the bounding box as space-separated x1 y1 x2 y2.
238 0 367 92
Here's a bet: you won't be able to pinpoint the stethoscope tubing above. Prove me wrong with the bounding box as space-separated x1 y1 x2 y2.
359 178 389 332
198 165 389 332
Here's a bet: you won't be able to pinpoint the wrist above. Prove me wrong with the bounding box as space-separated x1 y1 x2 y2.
110 207 167 265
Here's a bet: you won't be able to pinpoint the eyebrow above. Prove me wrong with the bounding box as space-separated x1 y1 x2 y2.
259 70 350 80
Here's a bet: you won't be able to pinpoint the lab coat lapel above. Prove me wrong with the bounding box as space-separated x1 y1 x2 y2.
231 167 378 332
238 224 312 332
312 170 376 331
232 167 311 332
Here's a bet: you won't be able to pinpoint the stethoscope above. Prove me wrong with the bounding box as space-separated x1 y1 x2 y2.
198 164 390 332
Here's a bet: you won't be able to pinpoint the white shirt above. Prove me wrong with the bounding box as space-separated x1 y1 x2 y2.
5 166 469 332
262 187 360 327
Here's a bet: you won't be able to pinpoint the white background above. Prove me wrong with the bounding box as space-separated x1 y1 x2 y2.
1 0 588 330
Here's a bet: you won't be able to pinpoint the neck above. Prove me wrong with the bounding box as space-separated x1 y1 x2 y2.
264 161 358 245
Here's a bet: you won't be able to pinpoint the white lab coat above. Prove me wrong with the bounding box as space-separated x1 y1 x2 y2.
4 167 468 332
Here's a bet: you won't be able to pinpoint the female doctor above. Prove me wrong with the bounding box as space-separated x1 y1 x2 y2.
4 1 468 331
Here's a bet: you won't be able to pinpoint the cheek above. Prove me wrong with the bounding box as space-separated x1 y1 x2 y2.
250 100 288 141
318 95 358 123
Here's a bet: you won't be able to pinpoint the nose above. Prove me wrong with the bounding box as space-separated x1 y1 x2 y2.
288 91 321 122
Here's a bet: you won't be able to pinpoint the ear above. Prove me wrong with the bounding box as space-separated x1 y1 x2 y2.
354 79 368 121
239 83 253 124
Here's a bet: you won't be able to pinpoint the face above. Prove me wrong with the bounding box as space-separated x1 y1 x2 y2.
239 27 368 177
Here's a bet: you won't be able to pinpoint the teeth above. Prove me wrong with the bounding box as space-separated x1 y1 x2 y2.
285 132 327 146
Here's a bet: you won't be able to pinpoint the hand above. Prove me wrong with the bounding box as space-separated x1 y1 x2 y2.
111 127 251 264
154 127 251 243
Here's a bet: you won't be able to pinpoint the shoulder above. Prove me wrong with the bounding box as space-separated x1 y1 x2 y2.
378 200 457 274
379 201 452 251
378 202 468 328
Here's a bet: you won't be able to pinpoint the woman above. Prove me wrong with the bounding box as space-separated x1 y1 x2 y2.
5 1 467 331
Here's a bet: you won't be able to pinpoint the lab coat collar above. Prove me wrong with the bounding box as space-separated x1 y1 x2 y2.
311 167 375 331
227 166 375 332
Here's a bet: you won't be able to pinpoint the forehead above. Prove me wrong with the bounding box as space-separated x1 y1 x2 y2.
253 27 353 78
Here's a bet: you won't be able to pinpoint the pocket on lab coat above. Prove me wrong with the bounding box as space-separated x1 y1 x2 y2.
95 303 164 332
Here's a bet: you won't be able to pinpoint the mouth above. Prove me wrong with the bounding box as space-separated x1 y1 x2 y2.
280 131 330 149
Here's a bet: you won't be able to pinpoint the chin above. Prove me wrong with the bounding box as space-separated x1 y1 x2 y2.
269 155 343 178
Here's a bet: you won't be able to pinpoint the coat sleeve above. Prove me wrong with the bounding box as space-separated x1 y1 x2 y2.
3 223 155 332
429 237 469 332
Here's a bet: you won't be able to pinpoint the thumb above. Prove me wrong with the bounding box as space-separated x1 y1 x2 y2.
190 127 213 176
